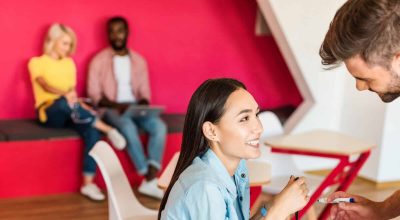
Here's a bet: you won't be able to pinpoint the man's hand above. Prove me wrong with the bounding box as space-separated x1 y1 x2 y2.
98 96 130 114
329 191 386 220
137 99 149 105
116 103 130 114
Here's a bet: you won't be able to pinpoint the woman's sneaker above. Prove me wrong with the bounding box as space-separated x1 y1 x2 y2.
107 129 126 150
80 183 105 201
138 178 164 199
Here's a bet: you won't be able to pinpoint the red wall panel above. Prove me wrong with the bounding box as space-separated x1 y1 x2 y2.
0 0 301 119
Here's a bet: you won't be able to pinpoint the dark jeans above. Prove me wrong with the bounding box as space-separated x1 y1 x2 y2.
38 97 100 175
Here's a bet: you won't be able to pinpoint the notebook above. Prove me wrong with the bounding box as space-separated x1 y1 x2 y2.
122 105 165 118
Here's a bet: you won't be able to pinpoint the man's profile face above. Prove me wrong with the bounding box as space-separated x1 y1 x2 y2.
345 55 400 103
108 21 128 51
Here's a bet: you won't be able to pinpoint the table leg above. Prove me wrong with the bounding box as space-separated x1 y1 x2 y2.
294 156 349 219
319 151 371 220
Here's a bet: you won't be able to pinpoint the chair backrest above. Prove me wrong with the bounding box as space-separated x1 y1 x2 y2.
258 112 325 196
258 111 284 139
158 152 180 190
257 111 303 177
89 141 155 220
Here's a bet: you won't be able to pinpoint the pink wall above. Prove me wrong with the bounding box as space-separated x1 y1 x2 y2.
0 0 301 119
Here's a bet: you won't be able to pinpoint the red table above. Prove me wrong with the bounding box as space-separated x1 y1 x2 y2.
265 130 375 220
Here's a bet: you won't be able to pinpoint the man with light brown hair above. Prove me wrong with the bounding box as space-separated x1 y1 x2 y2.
320 0 400 219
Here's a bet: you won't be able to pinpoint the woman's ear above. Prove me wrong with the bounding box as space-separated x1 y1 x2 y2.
202 121 218 142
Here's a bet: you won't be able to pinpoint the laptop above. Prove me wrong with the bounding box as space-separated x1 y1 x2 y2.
122 105 165 118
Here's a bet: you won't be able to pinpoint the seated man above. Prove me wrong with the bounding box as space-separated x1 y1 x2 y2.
87 16 166 199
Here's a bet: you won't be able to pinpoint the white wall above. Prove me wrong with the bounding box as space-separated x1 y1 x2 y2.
257 0 400 182
378 101 400 181
339 74 386 181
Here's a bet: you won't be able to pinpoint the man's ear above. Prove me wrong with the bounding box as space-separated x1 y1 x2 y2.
202 121 218 142
392 53 400 75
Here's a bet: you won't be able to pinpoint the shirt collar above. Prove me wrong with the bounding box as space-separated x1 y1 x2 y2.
106 47 132 57
200 149 248 198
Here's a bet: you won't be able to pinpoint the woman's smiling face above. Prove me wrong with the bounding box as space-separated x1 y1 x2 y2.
211 88 263 162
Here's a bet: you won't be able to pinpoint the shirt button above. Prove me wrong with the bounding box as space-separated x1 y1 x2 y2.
241 173 246 178
239 196 243 201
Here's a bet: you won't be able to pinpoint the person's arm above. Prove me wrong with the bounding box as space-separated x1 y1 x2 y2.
382 190 400 219
328 190 400 220
97 96 130 114
29 58 70 96
132 52 151 102
262 176 309 220
35 77 77 105
250 193 274 220
87 55 107 106
35 76 69 95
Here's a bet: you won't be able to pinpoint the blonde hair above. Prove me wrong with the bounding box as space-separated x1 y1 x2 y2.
43 23 77 56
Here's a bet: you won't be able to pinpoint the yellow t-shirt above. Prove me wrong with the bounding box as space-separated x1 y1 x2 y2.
28 54 76 108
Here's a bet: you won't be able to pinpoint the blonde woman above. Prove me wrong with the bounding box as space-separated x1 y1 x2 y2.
28 23 126 201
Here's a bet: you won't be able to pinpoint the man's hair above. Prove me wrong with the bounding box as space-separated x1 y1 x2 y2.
107 16 129 32
320 0 400 69
43 23 77 56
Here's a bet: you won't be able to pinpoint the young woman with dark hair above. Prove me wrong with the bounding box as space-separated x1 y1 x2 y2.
158 78 309 220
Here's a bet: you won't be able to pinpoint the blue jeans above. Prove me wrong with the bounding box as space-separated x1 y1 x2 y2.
38 97 100 176
103 108 166 175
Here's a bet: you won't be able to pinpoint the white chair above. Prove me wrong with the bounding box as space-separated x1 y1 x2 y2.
89 141 157 220
254 111 322 219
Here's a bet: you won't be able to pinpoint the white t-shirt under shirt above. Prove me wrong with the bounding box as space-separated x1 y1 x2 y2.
113 55 136 103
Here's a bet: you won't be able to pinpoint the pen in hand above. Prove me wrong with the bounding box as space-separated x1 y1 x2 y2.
294 177 299 220
317 197 355 204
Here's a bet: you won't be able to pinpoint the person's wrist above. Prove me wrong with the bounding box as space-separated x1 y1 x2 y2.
380 200 395 220
265 205 287 220
261 205 267 217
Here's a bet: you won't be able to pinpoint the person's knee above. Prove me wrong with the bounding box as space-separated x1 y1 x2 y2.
83 127 101 142
154 118 167 135
55 97 70 109
47 97 71 115
119 117 138 132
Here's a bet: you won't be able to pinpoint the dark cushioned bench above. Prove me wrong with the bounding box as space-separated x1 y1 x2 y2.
0 114 186 141
0 131 7 141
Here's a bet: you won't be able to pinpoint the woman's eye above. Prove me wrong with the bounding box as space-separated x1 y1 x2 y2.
240 116 249 122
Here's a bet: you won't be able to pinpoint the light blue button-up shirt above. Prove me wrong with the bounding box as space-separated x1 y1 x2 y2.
161 149 250 220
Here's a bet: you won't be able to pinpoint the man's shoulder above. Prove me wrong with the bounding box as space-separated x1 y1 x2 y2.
91 48 113 63
129 49 147 64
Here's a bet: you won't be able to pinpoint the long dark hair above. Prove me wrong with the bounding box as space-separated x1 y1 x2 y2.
158 78 246 219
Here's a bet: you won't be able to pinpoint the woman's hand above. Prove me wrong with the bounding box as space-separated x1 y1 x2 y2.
266 176 309 219
64 89 78 106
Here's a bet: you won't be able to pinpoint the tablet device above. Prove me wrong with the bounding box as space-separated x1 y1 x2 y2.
122 105 165 118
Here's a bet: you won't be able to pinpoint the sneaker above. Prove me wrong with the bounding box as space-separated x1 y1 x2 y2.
80 183 106 201
107 129 126 150
138 178 164 200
